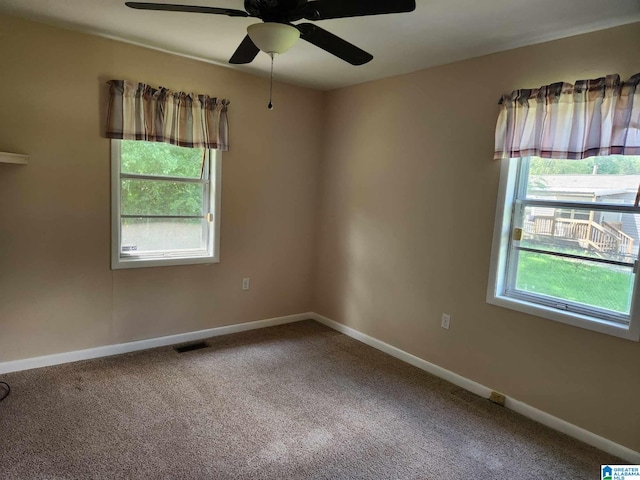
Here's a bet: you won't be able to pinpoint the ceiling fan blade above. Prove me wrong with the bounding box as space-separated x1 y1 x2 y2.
303 0 415 20
296 23 372 66
229 35 260 64
125 2 249 17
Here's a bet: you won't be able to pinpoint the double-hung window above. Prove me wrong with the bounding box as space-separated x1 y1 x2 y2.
488 73 640 340
111 140 221 269
488 155 640 340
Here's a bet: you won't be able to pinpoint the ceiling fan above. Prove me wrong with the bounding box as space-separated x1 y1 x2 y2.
125 0 417 65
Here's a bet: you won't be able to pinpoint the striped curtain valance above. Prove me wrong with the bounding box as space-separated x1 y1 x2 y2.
106 80 229 151
494 73 640 161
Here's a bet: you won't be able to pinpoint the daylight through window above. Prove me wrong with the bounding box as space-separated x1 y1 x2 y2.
488 155 640 340
111 140 221 269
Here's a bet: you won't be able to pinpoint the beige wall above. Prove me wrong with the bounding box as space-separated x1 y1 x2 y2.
0 15 322 361
1 12 639 454
313 22 640 451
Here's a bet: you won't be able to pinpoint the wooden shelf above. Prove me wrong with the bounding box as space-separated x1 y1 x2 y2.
0 152 29 164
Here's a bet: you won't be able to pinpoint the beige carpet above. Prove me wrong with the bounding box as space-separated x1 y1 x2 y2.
0 320 621 479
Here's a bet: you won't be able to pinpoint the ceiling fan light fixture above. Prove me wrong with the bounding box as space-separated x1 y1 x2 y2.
247 22 300 55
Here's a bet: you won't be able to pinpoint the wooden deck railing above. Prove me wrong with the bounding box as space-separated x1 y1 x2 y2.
524 216 634 256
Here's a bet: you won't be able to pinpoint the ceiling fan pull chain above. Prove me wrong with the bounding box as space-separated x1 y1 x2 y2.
268 52 274 110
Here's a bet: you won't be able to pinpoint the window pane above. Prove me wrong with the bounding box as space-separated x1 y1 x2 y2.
526 156 640 205
121 140 205 179
121 179 205 216
520 206 638 264
514 251 634 316
121 218 206 253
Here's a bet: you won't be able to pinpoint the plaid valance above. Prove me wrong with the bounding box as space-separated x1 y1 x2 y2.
494 73 640 160
106 80 229 151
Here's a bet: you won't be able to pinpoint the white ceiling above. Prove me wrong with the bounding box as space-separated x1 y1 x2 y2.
1 0 639 90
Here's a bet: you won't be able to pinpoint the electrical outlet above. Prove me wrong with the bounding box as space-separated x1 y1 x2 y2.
242 277 250 291
441 313 451 330
489 391 506 406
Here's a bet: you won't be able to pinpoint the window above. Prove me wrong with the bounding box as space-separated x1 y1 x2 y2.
111 140 221 269
488 156 640 340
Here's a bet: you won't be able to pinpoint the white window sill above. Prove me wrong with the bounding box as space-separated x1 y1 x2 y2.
112 255 219 270
487 294 640 342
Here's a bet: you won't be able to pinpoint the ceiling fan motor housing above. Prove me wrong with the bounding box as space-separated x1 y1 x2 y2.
244 0 308 22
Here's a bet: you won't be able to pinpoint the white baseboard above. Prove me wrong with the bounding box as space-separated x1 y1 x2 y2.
2 310 638 463
310 312 640 464
0 312 312 375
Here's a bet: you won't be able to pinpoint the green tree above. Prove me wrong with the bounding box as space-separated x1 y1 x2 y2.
529 155 640 175
120 141 206 216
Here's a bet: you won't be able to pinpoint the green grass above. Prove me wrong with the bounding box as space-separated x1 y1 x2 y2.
516 251 633 313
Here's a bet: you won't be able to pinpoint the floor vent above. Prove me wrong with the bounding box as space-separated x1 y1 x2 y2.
174 342 208 353
489 391 506 406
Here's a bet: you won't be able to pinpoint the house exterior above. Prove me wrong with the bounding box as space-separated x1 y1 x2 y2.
527 175 640 259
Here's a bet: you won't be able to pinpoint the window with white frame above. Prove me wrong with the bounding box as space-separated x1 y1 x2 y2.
111 140 221 269
488 155 640 340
